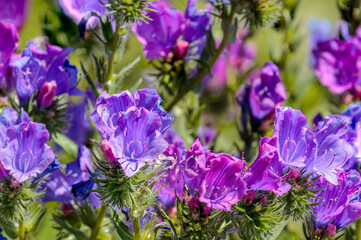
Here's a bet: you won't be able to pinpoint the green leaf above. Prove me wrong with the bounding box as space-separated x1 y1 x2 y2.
53 134 78 158
113 216 134 240
0 221 18 239
53 215 88 240
110 56 141 94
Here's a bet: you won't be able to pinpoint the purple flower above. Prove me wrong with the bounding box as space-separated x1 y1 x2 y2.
132 2 185 60
244 136 291 195
11 42 79 104
274 107 315 168
311 170 361 230
202 53 228 94
306 115 354 184
58 0 108 25
342 102 361 169
0 22 18 90
313 38 361 94
37 80 58 109
0 0 28 30
108 107 169 177
39 145 100 206
154 129 186 208
182 140 247 211
271 107 354 184
248 62 287 119
132 0 211 60
308 18 334 51
91 89 173 140
0 108 55 182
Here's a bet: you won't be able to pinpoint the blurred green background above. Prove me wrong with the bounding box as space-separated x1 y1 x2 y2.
18 0 340 239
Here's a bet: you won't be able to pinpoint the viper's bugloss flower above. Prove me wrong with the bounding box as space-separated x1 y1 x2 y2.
11 42 79 104
0 108 55 183
0 0 28 30
182 139 247 211
91 89 172 177
37 81 58 109
236 62 286 120
311 170 361 231
271 107 354 184
91 89 172 140
244 136 291 195
313 32 361 95
39 146 99 206
109 107 169 177
154 128 186 208
196 126 217 146
58 0 108 25
342 102 361 169
132 0 210 60
0 22 18 90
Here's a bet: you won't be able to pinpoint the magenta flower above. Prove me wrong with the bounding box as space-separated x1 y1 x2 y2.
313 37 361 94
248 62 287 119
244 136 291 195
182 140 247 211
0 108 55 182
0 0 28 30
58 0 108 25
311 170 361 230
132 0 211 60
0 22 18 90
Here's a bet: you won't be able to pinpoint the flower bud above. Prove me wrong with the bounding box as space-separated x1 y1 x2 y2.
243 190 255 204
101 140 117 164
11 179 20 190
37 81 57 109
173 40 189 60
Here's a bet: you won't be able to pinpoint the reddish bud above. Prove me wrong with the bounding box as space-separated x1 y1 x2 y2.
173 40 189 60
101 140 117 164
243 190 256 204
37 81 57 108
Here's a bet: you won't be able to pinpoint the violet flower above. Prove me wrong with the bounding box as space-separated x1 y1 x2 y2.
108 107 169 177
0 22 19 90
244 136 291 195
90 89 173 140
248 62 287 120
132 0 211 60
39 145 100 206
342 102 361 169
58 0 108 25
0 108 55 182
11 41 79 104
311 170 361 231
271 107 354 184
182 139 247 211
154 128 186 208
132 2 185 60
313 37 361 94
0 0 28 30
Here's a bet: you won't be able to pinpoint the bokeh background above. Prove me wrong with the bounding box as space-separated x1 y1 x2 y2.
18 0 340 239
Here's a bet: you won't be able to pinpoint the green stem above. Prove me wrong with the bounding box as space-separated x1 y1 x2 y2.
18 218 26 240
89 205 107 240
107 18 122 82
356 218 361 240
132 218 142 240
165 8 236 112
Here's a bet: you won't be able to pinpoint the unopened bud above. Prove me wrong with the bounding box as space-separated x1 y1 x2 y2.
37 81 57 109
101 140 117 164
11 179 20 190
173 40 189 60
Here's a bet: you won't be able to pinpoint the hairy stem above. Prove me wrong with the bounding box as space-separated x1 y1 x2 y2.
107 18 122 81
132 218 142 240
18 218 26 240
165 7 236 112
89 205 107 240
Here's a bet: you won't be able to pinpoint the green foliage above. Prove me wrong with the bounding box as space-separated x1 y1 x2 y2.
240 0 283 28
278 174 322 221
233 193 281 240
104 0 156 24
